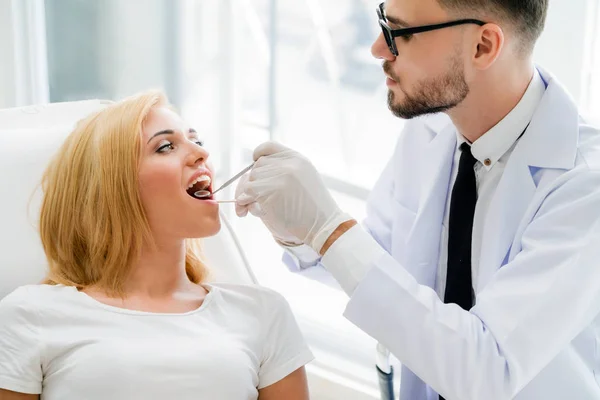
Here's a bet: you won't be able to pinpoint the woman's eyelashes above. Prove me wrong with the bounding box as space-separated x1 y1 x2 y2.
155 138 204 154
157 141 175 153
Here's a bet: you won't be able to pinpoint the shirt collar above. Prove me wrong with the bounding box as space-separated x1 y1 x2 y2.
457 69 546 171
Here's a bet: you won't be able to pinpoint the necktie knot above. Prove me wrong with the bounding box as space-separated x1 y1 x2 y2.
460 142 477 168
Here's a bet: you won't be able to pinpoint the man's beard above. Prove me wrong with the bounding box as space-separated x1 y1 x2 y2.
384 56 469 120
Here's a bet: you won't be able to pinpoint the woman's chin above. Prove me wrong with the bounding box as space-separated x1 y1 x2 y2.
187 218 222 239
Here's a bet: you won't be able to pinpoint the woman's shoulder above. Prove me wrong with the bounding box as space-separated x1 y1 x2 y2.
207 282 290 311
1 284 73 313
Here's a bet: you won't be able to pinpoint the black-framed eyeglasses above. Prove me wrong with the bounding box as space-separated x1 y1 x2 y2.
377 2 486 56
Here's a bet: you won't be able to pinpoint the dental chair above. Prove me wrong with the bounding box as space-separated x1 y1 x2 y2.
0 100 257 300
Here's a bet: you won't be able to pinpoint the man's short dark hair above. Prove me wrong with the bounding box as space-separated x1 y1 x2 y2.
438 0 549 54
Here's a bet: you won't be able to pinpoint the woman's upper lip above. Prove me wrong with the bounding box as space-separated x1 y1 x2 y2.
187 168 213 188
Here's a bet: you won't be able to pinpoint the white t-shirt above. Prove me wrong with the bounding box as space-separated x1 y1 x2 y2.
0 283 314 400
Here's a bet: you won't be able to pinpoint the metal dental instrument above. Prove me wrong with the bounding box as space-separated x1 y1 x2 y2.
212 162 255 195
194 190 211 198
205 162 255 198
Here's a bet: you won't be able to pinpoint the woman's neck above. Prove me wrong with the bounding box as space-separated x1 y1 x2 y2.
124 239 194 297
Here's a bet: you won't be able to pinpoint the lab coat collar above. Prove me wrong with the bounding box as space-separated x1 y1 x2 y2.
518 66 579 170
421 112 452 134
421 66 579 171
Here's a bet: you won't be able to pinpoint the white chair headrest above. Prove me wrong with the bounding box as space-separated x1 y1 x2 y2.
0 100 255 299
0 101 110 298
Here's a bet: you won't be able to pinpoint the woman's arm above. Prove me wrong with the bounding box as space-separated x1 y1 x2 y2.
258 367 309 400
0 389 39 400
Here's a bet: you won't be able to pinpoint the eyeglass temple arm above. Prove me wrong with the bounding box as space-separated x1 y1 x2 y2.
388 19 486 38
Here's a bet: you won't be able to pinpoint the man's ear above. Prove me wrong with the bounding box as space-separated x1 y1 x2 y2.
472 23 504 70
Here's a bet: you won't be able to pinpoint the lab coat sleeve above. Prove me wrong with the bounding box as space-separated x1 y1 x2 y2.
280 245 343 290
322 170 600 400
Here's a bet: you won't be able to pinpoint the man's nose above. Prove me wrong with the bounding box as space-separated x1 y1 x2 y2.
371 32 395 61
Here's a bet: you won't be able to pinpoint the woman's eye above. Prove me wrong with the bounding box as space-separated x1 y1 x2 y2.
157 142 174 153
194 140 204 147
400 34 413 42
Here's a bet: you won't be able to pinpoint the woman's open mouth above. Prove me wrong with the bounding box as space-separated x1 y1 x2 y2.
186 175 213 200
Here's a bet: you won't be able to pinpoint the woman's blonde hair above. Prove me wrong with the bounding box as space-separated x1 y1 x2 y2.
40 90 209 295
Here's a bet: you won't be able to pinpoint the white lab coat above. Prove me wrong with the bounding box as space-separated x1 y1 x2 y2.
291 67 600 399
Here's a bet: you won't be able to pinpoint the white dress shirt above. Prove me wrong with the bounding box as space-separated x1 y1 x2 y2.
436 70 546 299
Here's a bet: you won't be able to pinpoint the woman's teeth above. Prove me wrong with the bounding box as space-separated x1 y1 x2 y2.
187 174 213 199
188 175 211 189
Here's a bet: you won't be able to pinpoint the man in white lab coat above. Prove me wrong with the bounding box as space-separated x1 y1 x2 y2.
235 0 600 399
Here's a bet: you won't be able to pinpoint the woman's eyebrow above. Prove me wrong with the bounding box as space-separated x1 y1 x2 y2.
147 128 196 144
148 129 174 144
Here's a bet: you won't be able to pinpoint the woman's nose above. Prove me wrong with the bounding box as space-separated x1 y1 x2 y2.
371 32 395 61
188 143 210 165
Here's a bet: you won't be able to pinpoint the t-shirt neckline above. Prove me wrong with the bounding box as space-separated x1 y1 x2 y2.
67 283 218 316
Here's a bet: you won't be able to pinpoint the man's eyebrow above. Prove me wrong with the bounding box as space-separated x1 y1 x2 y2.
385 13 410 27
147 128 197 144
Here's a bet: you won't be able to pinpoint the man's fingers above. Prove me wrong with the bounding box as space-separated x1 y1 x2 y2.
236 192 256 206
234 175 256 217
235 174 251 197
235 203 249 218
235 194 265 217
253 141 289 161
235 200 264 218
246 202 265 218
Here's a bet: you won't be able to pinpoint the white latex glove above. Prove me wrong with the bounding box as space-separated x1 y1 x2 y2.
235 142 353 253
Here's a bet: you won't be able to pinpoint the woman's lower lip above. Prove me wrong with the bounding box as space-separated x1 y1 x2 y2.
187 193 217 204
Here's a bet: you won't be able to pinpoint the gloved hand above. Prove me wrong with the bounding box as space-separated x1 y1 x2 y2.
235 142 353 253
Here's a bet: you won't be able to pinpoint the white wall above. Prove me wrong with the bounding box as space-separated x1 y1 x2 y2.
534 0 590 103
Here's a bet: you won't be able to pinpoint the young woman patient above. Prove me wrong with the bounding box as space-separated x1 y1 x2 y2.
0 91 313 400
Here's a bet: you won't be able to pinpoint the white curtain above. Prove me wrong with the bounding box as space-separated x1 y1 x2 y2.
0 0 48 108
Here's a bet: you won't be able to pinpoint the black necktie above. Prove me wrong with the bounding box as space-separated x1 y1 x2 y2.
440 143 477 400
444 142 477 308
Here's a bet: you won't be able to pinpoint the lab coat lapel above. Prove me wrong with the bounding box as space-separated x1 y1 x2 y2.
476 151 536 290
477 68 580 290
404 123 456 289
